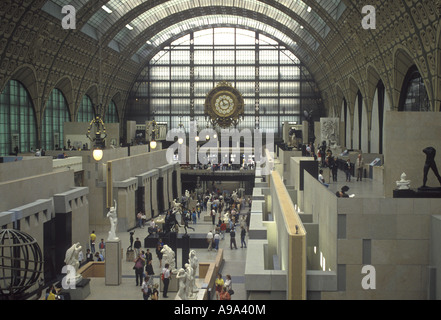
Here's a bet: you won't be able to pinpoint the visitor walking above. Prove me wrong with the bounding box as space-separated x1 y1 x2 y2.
162 264 171 298
230 228 237 249
356 154 364 181
240 226 247 248
141 276 152 300
214 231 220 251
134 253 145 286
206 230 213 251
90 231 96 253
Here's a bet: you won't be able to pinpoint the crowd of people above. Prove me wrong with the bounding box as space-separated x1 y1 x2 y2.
129 187 251 300
45 186 249 300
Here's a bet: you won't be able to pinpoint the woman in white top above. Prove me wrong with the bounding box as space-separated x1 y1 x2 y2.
224 274 234 295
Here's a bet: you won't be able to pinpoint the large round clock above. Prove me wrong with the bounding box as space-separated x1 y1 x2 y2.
205 81 244 128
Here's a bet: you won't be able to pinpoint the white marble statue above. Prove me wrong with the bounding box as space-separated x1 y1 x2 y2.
396 172 411 190
184 263 196 299
189 250 199 293
185 190 190 198
232 190 238 201
173 199 182 213
161 244 176 272
176 268 187 300
64 242 83 284
320 118 339 149
107 200 119 241
206 200 212 216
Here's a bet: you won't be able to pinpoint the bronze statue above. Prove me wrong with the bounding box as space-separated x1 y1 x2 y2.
421 147 441 188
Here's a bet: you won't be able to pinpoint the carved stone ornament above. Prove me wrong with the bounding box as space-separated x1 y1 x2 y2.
204 81 244 128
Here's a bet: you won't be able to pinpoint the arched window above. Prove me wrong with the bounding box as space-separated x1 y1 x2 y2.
376 81 385 154
77 95 95 122
131 27 323 137
42 89 71 150
106 100 119 123
398 65 430 111
0 80 37 156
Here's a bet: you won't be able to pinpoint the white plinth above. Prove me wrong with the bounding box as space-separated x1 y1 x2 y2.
105 239 122 286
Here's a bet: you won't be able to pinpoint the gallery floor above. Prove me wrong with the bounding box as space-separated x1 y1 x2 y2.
84 208 250 301
63 169 381 301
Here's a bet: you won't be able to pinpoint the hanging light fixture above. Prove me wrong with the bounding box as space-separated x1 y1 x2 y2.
86 36 107 162
87 114 107 162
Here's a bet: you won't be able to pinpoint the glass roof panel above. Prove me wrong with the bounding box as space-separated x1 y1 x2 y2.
111 1 318 51
45 0 88 10
315 0 346 20
136 15 310 64
84 0 328 41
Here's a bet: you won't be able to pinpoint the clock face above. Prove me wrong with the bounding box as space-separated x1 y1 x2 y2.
205 81 244 128
214 93 235 117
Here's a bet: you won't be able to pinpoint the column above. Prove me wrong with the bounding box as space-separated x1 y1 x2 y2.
151 175 159 218
168 169 173 208
175 163 182 200
144 177 152 220
137 169 159 221
114 178 138 231
105 239 122 286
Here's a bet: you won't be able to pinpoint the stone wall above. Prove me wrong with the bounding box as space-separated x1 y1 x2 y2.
384 111 441 197
302 170 440 299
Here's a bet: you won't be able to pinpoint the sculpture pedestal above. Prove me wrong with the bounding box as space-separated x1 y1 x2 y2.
126 249 134 262
393 188 441 198
105 239 122 286
60 278 90 300
181 234 190 269
160 274 178 293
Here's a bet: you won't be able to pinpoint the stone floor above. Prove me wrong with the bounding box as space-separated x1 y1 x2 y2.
49 167 381 301
325 168 384 198
84 207 251 301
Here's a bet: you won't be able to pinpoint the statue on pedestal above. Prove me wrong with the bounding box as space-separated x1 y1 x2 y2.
188 250 199 293
107 200 119 241
176 268 187 300
420 147 441 189
64 243 83 285
396 173 411 190
184 263 196 299
173 199 182 213
161 245 177 272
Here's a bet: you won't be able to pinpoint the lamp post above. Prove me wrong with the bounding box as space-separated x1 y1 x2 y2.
178 116 185 145
149 120 158 150
87 114 107 162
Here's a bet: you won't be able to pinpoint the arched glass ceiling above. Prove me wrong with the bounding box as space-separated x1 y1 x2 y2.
149 28 301 64
46 0 345 22
108 0 318 53
87 0 329 39
134 15 308 62
43 0 346 40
